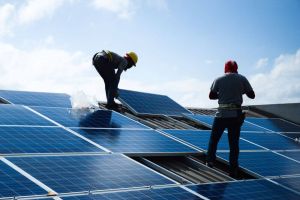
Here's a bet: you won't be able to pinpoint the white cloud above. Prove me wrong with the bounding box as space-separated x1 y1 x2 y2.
91 0 135 19
0 3 15 36
250 49 300 105
0 41 105 102
0 0 69 37
255 57 269 69
18 0 66 24
146 0 168 11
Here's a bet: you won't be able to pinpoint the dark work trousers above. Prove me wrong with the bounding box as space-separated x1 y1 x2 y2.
93 55 116 106
207 115 243 174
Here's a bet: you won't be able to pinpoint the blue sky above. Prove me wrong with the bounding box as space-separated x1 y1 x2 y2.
0 0 299 108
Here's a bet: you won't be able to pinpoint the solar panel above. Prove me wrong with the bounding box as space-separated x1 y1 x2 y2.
0 90 71 108
31 106 149 129
118 89 192 116
273 176 300 193
7 154 173 193
163 129 263 151
0 161 46 198
0 126 103 154
218 151 300 177
246 117 300 132
71 128 197 154
282 132 300 140
62 187 202 200
0 104 54 126
278 151 300 162
240 131 300 150
187 179 300 200
184 114 267 131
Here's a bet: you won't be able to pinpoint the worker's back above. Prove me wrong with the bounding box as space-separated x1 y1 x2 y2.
211 73 252 106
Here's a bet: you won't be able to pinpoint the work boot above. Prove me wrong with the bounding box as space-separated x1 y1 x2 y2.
106 103 119 111
229 169 239 179
206 162 214 168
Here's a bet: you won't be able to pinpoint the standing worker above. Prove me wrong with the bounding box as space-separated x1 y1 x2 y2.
206 60 255 178
92 50 138 110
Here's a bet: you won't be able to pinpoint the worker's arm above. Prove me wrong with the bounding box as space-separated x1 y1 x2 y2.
246 90 255 99
113 69 123 97
209 91 218 99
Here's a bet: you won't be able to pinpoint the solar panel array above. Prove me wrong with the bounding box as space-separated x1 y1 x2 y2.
175 113 300 180
0 89 300 199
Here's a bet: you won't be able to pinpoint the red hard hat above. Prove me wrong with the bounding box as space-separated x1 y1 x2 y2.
225 60 238 73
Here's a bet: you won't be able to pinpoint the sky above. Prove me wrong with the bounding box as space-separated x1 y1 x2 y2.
0 0 299 108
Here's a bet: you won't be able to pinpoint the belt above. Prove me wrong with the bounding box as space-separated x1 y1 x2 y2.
218 104 241 109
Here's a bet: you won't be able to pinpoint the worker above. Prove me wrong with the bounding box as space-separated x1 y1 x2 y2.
92 50 138 110
206 60 255 178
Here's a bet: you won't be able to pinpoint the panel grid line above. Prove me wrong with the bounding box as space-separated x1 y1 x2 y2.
24 106 111 153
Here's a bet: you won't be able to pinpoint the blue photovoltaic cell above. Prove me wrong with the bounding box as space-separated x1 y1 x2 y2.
118 89 192 116
218 151 300 177
0 126 102 154
0 90 71 108
240 131 300 150
187 179 300 200
278 151 300 162
163 129 263 151
184 114 266 131
0 161 46 198
273 176 300 193
31 106 149 129
246 117 300 132
0 104 53 126
8 154 173 193
71 128 197 153
62 187 202 200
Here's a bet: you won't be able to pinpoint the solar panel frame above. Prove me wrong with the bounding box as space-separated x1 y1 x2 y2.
245 117 300 132
0 126 103 154
281 132 300 140
187 179 300 200
118 89 192 117
7 154 175 194
218 151 300 177
0 160 46 198
0 90 72 108
0 105 55 126
162 129 264 151
272 176 300 194
61 187 203 200
30 106 150 129
71 128 198 154
277 151 300 162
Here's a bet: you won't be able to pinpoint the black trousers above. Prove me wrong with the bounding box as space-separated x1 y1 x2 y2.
207 115 243 173
93 54 116 106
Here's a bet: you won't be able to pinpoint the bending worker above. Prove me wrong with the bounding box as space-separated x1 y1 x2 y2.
92 50 138 110
206 60 255 178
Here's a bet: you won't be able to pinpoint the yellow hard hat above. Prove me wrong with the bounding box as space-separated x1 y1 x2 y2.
126 51 138 66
